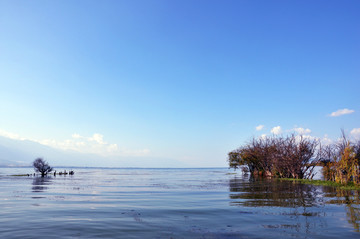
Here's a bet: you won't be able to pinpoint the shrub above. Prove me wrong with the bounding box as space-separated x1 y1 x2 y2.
33 158 53 177
228 134 319 179
320 132 360 185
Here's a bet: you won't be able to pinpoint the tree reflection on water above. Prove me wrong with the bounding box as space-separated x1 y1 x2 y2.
32 176 52 193
229 176 322 208
229 176 360 232
323 187 360 232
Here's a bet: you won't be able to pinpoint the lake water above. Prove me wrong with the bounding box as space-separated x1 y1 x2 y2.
0 167 359 238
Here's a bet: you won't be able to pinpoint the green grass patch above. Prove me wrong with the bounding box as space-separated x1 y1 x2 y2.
280 178 360 190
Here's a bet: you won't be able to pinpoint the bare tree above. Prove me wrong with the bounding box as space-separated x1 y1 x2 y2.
33 158 53 177
228 134 319 179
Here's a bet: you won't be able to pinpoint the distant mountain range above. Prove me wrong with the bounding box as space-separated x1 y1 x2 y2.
0 136 187 168
0 135 96 167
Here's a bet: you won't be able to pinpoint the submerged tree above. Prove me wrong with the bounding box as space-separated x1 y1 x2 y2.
228 134 320 179
33 158 53 177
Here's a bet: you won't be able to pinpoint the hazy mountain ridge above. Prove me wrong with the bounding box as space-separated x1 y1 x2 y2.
0 136 188 168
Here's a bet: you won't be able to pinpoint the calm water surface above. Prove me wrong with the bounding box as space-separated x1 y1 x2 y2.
0 167 360 238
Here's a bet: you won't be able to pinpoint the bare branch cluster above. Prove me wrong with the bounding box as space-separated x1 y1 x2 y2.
33 158 53 177
228 134 319 179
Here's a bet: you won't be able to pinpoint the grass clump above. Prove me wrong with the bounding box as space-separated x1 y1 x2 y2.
280 178 360 190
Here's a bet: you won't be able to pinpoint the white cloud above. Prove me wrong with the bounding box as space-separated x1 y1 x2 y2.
260 134 267 139
256 125 264 131
292 134 317 144
0 129 150 158
72 133 82 139
350 128 360 141
320 134 333 146
107 143 118 153
296 134 317 141
293 127 311 135
42 133 150 157
330 108 355 117
0 129 26 140
89 133 106 145
271 126 282 135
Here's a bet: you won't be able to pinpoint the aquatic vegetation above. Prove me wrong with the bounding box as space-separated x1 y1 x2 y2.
229 130 360 184
280 178 360 191
228 134 319 179
320 131 360 185
33 158 53 177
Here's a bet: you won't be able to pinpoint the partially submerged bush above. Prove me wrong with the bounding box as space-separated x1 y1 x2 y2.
228 134 319 179
320 131 360 185
230 131 360 183
33 158 53 177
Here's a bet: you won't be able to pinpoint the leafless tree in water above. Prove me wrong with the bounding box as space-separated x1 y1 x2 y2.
33 158 53 177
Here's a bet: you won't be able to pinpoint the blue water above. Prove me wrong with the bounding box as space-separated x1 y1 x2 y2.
0 167 359 238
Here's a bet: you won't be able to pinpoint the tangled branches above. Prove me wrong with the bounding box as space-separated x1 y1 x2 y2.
228 134 319 179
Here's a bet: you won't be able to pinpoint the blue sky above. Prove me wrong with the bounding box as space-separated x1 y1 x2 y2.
0 0 359 167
